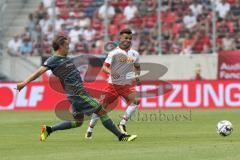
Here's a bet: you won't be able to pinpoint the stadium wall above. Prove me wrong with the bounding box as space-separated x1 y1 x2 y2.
141 54 217 80
0 56 41 81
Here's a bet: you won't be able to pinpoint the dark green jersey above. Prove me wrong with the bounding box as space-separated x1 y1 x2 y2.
43 54 84 96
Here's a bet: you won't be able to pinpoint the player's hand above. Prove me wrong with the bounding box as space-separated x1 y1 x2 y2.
135 77 141 86
15 82 26 92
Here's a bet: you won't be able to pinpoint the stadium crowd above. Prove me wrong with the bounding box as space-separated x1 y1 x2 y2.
7 0 240 56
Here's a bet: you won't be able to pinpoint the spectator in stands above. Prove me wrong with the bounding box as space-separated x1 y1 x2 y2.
161 39 171 54
138 1 148 16
7 35 22 56
35 2 47 20
42 0 53 8
193 30 211 53
39 13 52 34
225 12 236 33
90 43 103 55
74 35 89 54
222 32 236 50
211 0 221 5
234 32 240 49
216 0 230 19
20 37 33 55
216 35 224 51
22 27 31 39
197 9 211 32
131 33 140 50
27 13 36 36
180 32 195 55
172 0 184 13
31 24 43 43
45 25 54 43
65 12 77 30
12 0 240 56
166 7 177 26
172 17 184 37
33 35 51 56
58 23 69 36
95 35 105 52
145 0 157 13
200 0 211 8
189 0 203 17
47 5 60 19
78 12 91 28
183 10 197 29
217 19 230 36
98 1 115 20
85 1 99 18
83 25 96 42
55 14 65 32
138 32 157 55
123 0 138 21
231 1 240 16
69 25 83 44
170 37 182 54
227 0 237 5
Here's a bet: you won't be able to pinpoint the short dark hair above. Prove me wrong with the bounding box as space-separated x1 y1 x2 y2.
52 35 67 51
119 28 132 35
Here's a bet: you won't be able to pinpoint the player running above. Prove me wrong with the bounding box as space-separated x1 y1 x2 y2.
85 28 141 139
16 35 137 142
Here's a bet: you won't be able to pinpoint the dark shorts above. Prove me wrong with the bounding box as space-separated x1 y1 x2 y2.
68 92 101 118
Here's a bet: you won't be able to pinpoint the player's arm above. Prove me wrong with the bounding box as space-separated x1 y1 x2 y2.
134 63 141 85
102 63 111 74
134 63 141 76
102 51 114 75
16 66 48 92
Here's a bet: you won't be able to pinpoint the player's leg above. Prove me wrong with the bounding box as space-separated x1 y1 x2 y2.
119 87 140 134
83 93 137 141
94 105 137 141
40 113 84 142
85 84 118 139
40 97 85 142
85 113 99 139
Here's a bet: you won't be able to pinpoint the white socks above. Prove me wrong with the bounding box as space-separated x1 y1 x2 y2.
87 103 138 133
120 103 138 125
87 113 100 133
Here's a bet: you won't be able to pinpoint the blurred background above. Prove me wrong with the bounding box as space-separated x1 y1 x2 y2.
0 0 239 81
0 2 239 158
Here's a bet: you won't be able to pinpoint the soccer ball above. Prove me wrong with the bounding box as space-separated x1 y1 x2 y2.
217 120 233 137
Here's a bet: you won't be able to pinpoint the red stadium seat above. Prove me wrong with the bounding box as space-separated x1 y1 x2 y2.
92 19 102 30
130 16 143 27
109 24 118 35
59 7 69 20
144 13 157 28
75 42 88 54
227 0 237 5
112 0 128 9
56 0 67 8
114 13 125 25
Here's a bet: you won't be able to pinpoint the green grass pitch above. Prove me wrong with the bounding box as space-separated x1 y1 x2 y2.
0 109 240 160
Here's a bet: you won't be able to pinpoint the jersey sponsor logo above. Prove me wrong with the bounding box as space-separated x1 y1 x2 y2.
119 57 135 63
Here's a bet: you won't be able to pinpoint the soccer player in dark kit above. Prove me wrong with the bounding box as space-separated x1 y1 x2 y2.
16 35 137 142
